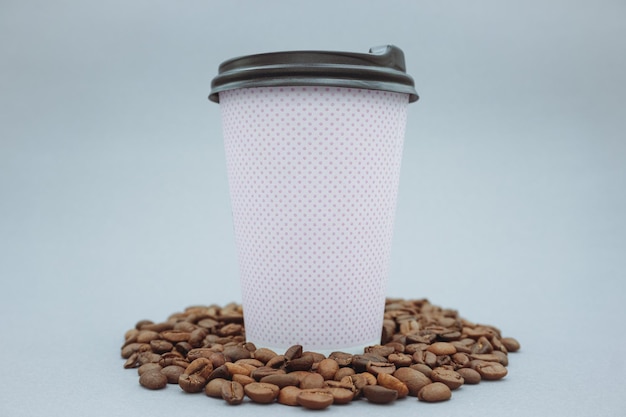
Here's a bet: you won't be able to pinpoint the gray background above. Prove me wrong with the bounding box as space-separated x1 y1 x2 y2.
1 0 625 416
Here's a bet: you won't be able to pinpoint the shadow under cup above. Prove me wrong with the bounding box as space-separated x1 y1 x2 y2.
210 46 419 355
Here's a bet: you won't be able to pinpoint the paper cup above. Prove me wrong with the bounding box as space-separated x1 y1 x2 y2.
210 46 418 354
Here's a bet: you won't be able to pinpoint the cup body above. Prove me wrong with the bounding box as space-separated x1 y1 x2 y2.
219 85 409 354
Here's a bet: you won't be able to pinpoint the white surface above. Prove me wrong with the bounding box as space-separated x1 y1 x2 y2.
1 1 625 416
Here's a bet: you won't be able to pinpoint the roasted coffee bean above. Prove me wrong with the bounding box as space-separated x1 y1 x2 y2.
284 345 303 361
334 367 356 381
207 364 230 381
244 382 280 404
393 367 431 396
278 386 302 406
501 337 521 352
457 368 481 385
430 368 464 390
317 358 339 380
388 352 413 367
225 362 251 377
178 373 207 393
161 365 185 384
297 389 334 410
366 361 396 376
300 372 325 389
186 348 213 361
260 373 300 388
149 340 173 354
418 382 452 402
286 355 313 372
377 372 409 398
427 342 457 356
366 345 395 357
205 378 228 398
139 370 167 390
232 374 255 386
328 387 354 404
328 352 353 367
266 355 287 369
185 358 213 379
223 346 251 362
218 323 243 337
362 385 398 404
471 336 494 354
253 348 278 364
473 361 508 380
251 366 285 381
160 330 191 343
136 330 160 344
304 351 326 364
221 381 245 405
138 363 162 376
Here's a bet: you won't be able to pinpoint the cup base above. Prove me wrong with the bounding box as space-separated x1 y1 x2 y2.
249 339 381 357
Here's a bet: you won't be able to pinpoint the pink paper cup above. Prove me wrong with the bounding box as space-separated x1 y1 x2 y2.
210 46 418 355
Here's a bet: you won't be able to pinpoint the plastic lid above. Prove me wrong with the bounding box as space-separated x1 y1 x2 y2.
208 45 418 103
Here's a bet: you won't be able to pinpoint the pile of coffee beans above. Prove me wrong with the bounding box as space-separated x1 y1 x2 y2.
121 298 520 409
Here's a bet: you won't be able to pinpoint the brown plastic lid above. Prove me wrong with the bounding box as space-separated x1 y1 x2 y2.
209 45 418 103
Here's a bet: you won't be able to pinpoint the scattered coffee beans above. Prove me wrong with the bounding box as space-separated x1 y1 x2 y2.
122 298 520 408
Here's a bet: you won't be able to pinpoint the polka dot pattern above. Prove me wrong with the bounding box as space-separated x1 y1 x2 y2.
219 86 409 353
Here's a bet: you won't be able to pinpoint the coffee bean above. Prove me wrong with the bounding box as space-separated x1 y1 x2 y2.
327 387 354 404
297 389 334 410
300 372 325 389
260 373 300 388
221 381 245 405
430 368 464 390
334 367 356 381
328 352 353 367
139 370 167 390
244 382 280 404
178 373 207 393
473 361 508 380
207 364 229 381
366 361 396 376
393 367 431 396
410 363 433 378
225 362 251 377
303 351 326 364
286 355 314 372
317 358 339 380
232 374 255 387
278 386 302 406
427 342 457 356
205 378 228 398
161 365 185 384
418 382 452 402
236 358 265 368
136 330 160 344
377 372 409 398
251 366 285 381
388 352 413 367
253 348 278 364
362 385 398 404
501 337 521 352
149 340 173 354
137 363 162 376
160 330 191 343
185 358 213 379
457 368 481 384
284 345 303 361
223 346 251 362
